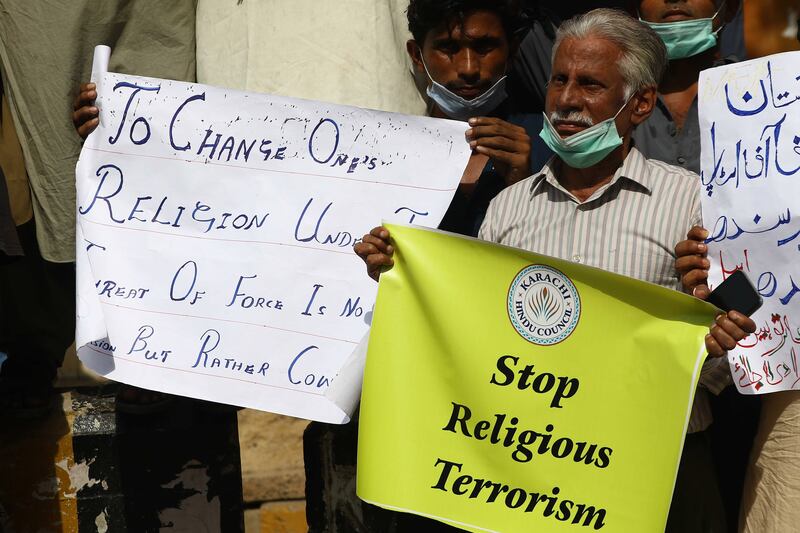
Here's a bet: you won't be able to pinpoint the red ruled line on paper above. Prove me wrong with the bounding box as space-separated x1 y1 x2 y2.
81 217 358 254
84 345 327 396
84 146 457 192
99 301 359 345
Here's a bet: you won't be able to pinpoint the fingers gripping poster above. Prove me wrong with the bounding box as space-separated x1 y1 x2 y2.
699 51 800 394
75 49 470 422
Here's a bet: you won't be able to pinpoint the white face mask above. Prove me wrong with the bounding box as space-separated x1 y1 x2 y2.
420 55 508 121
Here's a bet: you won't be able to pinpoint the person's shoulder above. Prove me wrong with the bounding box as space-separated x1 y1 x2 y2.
641 156 701 193
489 166 547 208
644 157 698 179
714 55 740 67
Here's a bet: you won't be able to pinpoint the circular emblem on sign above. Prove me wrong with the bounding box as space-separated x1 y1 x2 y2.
508 264 581 345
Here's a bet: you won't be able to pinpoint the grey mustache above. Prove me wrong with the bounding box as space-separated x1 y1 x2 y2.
549 111 594 127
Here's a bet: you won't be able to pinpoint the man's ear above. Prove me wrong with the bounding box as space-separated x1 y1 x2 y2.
630 85 657 127
407 39 431 101
407 40 424 72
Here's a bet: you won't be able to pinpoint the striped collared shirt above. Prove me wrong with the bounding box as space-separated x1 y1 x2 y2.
479 147 727 433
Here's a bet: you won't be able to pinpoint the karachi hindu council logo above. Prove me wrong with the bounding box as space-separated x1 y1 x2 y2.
508 264 581 345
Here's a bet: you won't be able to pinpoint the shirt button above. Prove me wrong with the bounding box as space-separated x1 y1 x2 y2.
572 254 582 263
677 156 686 165
668 124 677 137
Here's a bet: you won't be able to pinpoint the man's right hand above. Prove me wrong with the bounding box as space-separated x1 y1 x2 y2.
465 117 531 186
73 82 99 139
354 226 394 282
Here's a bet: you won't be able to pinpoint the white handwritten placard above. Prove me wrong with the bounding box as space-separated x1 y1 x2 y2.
699 51 800 394
76 68 470 422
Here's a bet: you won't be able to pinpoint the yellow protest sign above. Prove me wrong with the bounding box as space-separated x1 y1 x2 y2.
357 224 719 532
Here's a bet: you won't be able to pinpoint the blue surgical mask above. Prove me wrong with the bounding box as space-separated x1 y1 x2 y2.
642 2 725 60
420 57 507 121
539 99 631 169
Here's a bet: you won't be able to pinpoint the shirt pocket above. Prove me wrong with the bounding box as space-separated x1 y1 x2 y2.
606 235 680 289
608 247 679 289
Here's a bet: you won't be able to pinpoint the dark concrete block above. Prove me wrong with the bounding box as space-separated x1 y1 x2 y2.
69 386 244 533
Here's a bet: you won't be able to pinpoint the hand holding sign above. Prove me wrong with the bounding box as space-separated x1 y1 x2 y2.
73 82 99 139
465 116 532 186
75 48 472 422
354 226 394 282
675 227 758 356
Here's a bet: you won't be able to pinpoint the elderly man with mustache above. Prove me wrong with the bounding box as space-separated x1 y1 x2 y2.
357 8 756 532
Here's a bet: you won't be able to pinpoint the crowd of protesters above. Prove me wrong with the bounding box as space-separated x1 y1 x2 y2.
3 1 800 532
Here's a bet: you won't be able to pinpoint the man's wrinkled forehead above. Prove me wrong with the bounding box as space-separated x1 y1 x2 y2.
552 35 624 74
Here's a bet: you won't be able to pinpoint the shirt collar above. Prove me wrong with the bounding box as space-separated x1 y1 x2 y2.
616 147 654 193
529 147 654 201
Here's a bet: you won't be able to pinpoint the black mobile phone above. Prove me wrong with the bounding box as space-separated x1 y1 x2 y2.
706 269 763 316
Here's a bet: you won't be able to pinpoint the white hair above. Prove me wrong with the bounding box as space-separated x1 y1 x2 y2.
553 8 667 99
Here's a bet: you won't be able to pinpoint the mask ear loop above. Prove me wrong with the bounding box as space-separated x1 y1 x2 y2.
416 46 447 115
711 0 727 36
416 46 438 86
638 1 726 28
612 92 637 121
712 0 727 20
415 46 439 116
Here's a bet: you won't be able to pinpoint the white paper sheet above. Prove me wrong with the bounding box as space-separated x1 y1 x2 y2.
698 51 800 394
324 331 369 422
76 54 470 422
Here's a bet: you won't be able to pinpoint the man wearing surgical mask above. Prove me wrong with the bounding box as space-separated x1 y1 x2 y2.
357 9 756 532
633 0 741 173
406 0 551 236
635 2 758 529
308 4 552 531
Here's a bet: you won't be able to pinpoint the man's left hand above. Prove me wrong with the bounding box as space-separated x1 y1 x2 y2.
675 226 757 356
73 82 99 140
465 117 531 186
